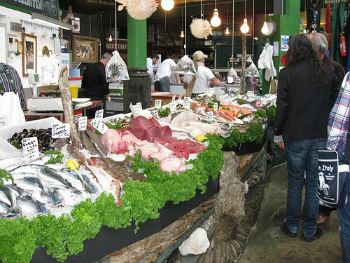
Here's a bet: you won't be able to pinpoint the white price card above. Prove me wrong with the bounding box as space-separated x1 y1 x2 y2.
0 116 8 128
78 116 88 131
136 102 142 109
172 95 176 102
183 100 191 110
132 104 142 116
213 102 219 112
52 123 71 138
95 109 104 120
184 97 190 102
155 99 162 109
22 137 40 162
170 103 177 112
206 111 214 121
74 113 82 123
91 119 108 134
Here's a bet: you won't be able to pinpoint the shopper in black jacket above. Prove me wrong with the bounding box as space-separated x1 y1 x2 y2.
275 34 339 242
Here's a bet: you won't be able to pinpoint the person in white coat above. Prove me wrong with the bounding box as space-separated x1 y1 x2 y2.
191 51 220 97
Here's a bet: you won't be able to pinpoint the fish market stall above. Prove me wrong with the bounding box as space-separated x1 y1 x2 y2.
0 69 276 262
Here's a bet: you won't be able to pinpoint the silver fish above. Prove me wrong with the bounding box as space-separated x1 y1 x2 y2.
16 195 48 215
45 189 63 205
63 169 98 194
0 201 9 215
0 191 11 206
0 185 24 207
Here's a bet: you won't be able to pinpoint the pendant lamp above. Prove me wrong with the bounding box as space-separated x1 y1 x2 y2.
210 0 221 27
225 1 230 35
108 15 112 42
261 0 269 35
240 0 249 34
161 0 174 11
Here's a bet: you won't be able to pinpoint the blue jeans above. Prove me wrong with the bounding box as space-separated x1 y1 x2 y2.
337 176 350 263
285 138 327 238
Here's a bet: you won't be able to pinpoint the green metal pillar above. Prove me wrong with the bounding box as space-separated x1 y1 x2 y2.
123 15 151 112
272 0 300 72
127 16 147 69
260 0 300 94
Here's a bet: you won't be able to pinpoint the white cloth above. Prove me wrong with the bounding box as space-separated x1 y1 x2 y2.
146 57 154 81
155 59 176 80
0 92 25 127
258 43 277 81
192 62 215 94
179 228 210 256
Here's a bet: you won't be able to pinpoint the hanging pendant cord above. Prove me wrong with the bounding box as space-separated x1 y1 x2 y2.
232 0 234 58
115 1 117 47
185 0 187 54
200 0 203 17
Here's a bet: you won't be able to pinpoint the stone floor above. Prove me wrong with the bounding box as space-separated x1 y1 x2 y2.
238 164 342 263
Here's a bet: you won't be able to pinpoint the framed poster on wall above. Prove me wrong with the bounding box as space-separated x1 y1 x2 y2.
72 35 99 63
22 33 37 77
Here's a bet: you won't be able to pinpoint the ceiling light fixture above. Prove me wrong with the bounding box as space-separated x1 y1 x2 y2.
240 0 249 34
225 1 230 35
161 0 174 11
261 0 269 35
109 14 112 42
210 0 221 27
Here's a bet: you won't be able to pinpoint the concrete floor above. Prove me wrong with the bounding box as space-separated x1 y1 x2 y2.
239 164 342 263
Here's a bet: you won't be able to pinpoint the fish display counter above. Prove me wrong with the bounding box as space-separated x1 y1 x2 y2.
0 89 276 262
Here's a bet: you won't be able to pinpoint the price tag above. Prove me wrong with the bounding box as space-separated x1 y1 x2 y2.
213 102 219 112
95 109 104 121
155 99 162 109
133 104 142 116
91 119 108 134
207 88 215 96
52 123 71 138
183 100 190 110
172 96 176 102
74 113 82 123
206 111 214 121
78 116 87 131
170 103 177 112
22 137 40 162
184 97 190 103
136 102 142 109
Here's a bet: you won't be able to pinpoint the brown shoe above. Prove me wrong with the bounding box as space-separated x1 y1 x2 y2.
317 214 330 225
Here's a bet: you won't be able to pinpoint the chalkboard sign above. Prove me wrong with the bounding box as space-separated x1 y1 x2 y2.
4 0 59 18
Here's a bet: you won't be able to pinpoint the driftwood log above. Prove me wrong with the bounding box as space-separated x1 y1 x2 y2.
58 66 82 149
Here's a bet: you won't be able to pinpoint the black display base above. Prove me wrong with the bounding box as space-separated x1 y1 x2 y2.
223 141 265 155
31 179 219 262
123 68 151 113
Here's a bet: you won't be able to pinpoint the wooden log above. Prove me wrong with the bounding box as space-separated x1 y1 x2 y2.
58 66 82 149
104 197 216 263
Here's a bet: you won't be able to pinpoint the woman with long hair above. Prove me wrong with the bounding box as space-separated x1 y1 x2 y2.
275 34 339 242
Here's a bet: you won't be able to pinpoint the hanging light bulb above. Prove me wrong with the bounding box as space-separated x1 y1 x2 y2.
210 8 221 27
261 0 269 35
225 26 230 35
261 21 269 35
161 0 174 11
108 34 113 42
180 30 185 38
240 18 249 34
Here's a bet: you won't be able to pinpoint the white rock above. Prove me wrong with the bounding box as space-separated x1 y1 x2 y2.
179 227 210 256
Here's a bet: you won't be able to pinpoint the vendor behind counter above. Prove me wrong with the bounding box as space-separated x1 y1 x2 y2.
79 52 112 118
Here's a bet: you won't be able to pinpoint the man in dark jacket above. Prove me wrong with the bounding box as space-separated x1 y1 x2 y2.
275 34 339 242
80 52 112 100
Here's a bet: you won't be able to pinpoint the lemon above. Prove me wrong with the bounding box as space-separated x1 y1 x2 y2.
66 159 80 170
195 135 207 142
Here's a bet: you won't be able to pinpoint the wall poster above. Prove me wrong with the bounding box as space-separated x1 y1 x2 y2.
22 33 37 77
